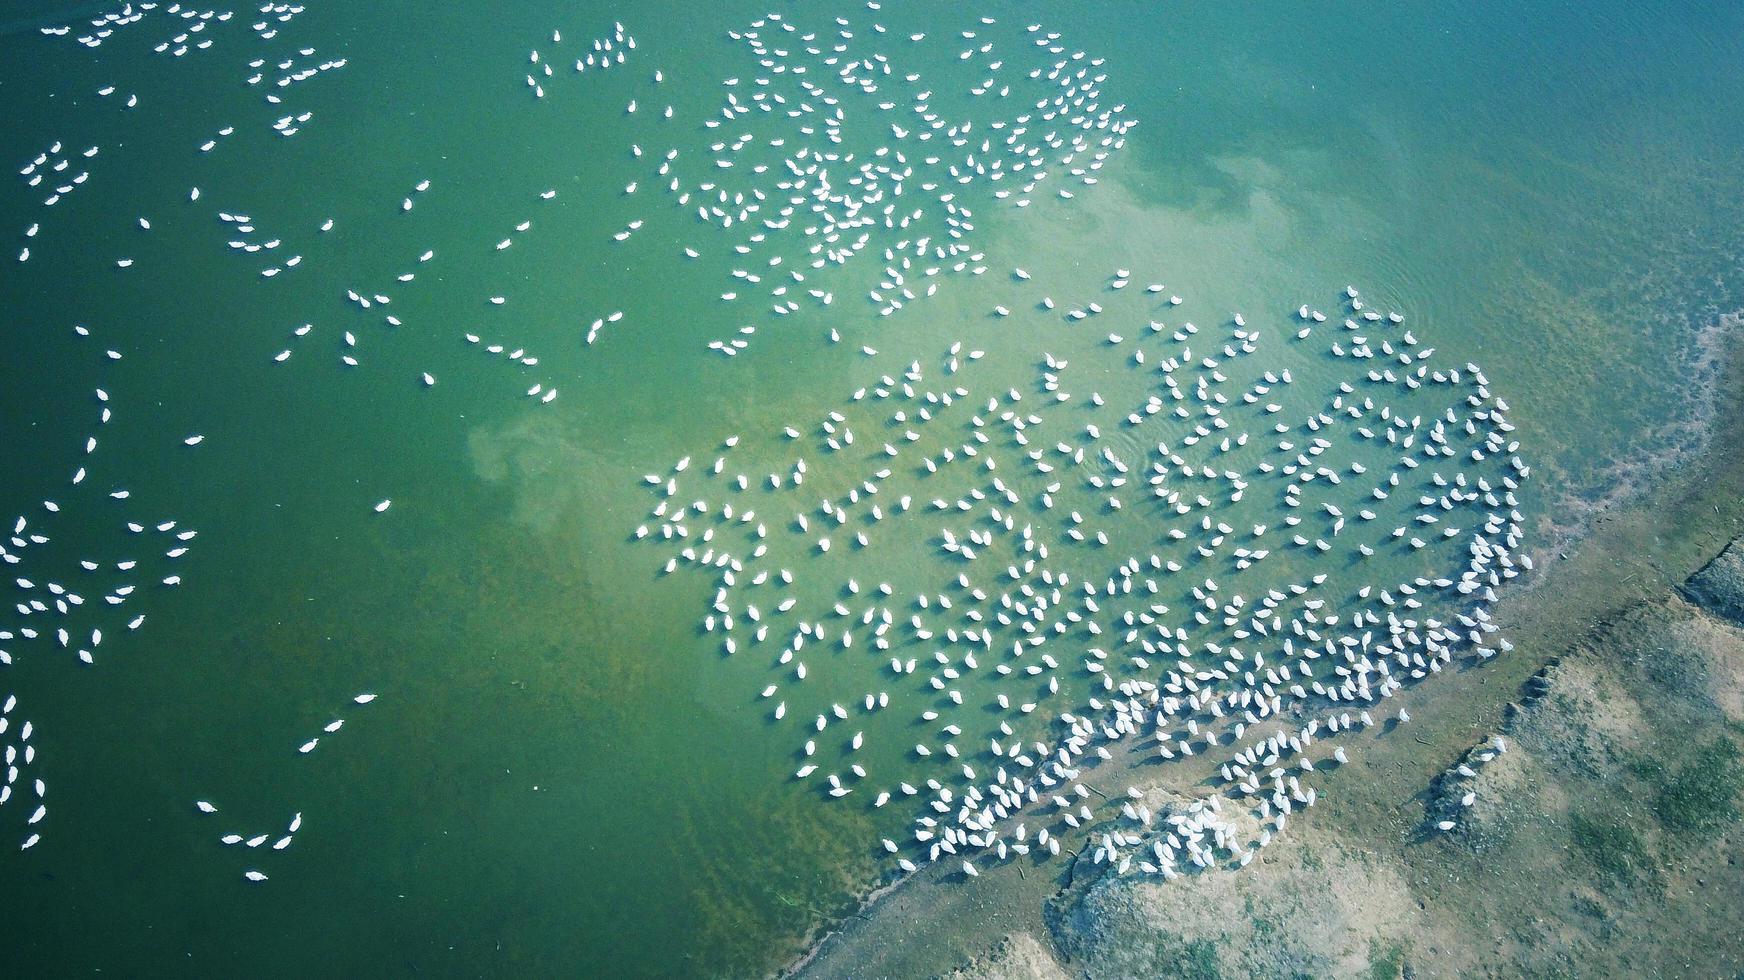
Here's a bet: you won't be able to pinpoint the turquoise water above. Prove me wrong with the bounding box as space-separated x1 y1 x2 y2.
1 1 1741 976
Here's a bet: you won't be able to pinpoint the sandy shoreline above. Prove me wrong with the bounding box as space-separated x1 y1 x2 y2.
781 313 1744 979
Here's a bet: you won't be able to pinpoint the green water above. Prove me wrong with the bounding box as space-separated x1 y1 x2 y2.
1 1 1741 977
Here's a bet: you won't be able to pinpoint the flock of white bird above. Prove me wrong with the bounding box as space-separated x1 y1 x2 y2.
638 275 1532 881
1 324 198 851
8 0 376 880
223 3 1136 416
16 140 103 263
519 10 1132 356
30 3 1133 404
190 691 377 882
42 1 304 49
0 694 45 851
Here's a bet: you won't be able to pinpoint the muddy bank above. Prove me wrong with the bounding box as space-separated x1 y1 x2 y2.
1035 555 1744 979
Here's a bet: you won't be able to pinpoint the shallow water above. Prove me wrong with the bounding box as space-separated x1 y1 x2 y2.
0 1 1741 976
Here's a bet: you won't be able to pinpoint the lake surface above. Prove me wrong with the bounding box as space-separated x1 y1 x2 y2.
1 1 1741 976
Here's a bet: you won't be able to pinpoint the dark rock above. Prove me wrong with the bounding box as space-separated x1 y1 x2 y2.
1679 538 1744 629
